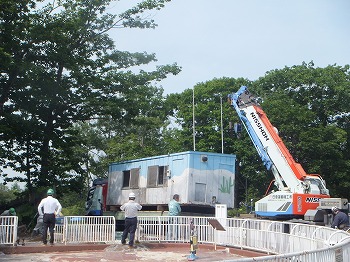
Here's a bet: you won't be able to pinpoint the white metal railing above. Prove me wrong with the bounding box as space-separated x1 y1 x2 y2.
0 216 18 246
53 224 64 243
2 213 347 261
136 216 350 261
62 216 115 244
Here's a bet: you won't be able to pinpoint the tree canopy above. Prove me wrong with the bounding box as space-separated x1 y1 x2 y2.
253 62 350 198
0 0 179 197
167 63 350 204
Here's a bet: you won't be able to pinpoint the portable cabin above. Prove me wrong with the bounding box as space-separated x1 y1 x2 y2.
106 151 236 214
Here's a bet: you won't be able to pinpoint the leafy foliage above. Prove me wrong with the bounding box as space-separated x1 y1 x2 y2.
252 63 350 199
165 63 350 206
0 0 180 196
60 190 86 216
0 183 21 206
165 77 264 206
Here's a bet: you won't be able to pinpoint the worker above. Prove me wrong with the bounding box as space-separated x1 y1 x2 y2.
38 188 62 246
331 206 349 230
120 192 142 248
168 194 181 216
167 194 181 240
1 207 20 245
0 208 16 216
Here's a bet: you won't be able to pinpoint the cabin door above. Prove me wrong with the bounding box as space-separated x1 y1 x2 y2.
195 183 206 202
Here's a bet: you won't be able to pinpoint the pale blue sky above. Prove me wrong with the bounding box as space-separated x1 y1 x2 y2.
112 0 350 94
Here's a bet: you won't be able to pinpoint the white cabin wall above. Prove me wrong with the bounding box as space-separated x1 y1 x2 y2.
106 151 235 208
106 171 123 206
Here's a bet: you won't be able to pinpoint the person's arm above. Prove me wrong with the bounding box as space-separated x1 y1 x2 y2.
120 203 125 211
0 210 8 216
137 203 142 210
177 202 181 213
56 200 62 215
38 199 45 216
331 215 340 228
173 202 181 214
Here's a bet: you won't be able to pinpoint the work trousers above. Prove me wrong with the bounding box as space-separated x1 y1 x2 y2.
121 217 137 246
167 216 179 240
42 213 55 244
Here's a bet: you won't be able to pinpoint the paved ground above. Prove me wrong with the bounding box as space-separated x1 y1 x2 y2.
0 241 266 261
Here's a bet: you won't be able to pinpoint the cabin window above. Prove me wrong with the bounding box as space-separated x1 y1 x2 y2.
122 168 140 188
122 170 130 188
147 165 168 187
158 166 165 185
130 168 140 189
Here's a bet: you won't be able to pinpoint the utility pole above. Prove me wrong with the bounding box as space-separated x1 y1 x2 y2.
220 96 224 154
192 87 196 151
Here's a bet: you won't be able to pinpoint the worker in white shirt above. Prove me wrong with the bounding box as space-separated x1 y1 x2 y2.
37 188 62 246
120 192 142 248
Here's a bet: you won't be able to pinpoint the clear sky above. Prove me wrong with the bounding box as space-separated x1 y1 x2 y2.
112 0 350 94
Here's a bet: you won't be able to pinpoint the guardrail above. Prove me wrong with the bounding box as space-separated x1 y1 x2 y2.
63 216 115 244
2 214 349 261
136 216 350 261
0 216 18 246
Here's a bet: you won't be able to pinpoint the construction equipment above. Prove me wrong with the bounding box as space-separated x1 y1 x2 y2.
228 86 346 222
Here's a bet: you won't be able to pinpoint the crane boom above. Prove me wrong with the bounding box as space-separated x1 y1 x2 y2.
229 86 330 219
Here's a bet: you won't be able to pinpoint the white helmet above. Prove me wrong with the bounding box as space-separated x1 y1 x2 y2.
129 192 136 198
331 206 339 213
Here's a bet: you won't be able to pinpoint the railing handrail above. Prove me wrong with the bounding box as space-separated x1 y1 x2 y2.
137 215 350 261
0 216 18 246
2 214 350 261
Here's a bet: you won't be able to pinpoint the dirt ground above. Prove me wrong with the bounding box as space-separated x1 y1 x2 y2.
0 242 266 262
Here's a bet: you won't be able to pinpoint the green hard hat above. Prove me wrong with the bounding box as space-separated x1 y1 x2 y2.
9 207 15 215
47 188 54 195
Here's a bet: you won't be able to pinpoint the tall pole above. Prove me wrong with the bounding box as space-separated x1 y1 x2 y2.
220 96 224 154
246 176 248 213
192 87 196 151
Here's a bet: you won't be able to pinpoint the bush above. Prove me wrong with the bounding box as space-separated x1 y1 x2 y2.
59 190 86 216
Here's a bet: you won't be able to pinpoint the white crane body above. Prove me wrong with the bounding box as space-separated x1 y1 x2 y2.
229 86 330 219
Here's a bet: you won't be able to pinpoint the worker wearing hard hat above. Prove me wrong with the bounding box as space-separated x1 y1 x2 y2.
120 192 142 248
0 207 16 216
38 188 62 246
1 207 20 245
331 206 349 230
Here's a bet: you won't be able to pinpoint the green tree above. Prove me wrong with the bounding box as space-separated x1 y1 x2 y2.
253 62 350 199
164 63 350 206
60 190 86 216
0 0 180 196
0 184 19 206
103 84 173 163
164 77 262 207
165 77 251 153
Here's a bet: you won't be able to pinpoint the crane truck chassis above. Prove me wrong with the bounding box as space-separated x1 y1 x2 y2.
228 86 348 224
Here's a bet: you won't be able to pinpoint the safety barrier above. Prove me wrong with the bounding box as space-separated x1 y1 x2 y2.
136 216 350 262
62 216 115 244
0 216 18 246
3 213 349 261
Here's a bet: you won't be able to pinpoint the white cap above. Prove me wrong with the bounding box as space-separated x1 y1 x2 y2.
331 206 339 213
129 192 136 198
